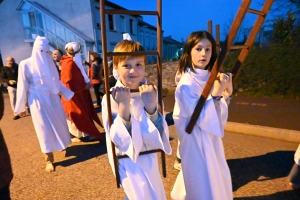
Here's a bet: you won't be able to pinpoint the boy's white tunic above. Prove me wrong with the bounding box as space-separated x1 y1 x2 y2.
171 68 232 200
15 37 73 153
102 80 171 200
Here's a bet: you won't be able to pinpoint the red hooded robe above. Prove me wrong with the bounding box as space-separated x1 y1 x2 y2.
60 55 103 139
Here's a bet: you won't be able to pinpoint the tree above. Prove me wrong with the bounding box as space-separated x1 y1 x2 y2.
272 11 296 44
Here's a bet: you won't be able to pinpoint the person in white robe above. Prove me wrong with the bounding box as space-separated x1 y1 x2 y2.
102 39 171 200
14 36 73 172
170 31 233 200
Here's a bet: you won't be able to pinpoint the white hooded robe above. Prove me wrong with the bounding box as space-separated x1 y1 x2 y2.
171 68 232 200
15 36 73 153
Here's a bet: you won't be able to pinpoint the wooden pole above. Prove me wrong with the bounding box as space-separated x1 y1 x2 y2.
156 0 166 178
208 20 212 35
216 24 220 55
100 0 121 188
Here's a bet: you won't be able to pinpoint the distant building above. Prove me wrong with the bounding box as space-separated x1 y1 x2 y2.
0 0 178 64
163 36 183 61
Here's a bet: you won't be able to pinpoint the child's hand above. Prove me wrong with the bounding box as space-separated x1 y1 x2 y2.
139 84 157 115
223 73 233 98
112 86 131 121
111 86 131 106
212 73 232 96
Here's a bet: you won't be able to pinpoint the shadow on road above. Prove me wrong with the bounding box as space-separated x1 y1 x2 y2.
228 150 295 192
55 140 107 167
234 189 300 200
165 112 174 126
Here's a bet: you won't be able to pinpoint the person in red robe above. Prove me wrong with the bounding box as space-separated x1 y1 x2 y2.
60 42 103 140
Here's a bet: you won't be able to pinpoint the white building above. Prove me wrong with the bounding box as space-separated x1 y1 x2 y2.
0 0 179 64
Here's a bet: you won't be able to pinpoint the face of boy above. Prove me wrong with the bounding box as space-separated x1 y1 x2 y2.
191 38 212 70
115 56 145 89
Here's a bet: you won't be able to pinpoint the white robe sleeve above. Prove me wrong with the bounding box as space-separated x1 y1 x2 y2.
173 84 228 138
59 82 74 100
102 95 141 162
14 60 29 114
140 110 172 155
102 95 171 163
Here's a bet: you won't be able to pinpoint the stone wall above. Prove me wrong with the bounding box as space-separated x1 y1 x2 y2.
145 61 178 93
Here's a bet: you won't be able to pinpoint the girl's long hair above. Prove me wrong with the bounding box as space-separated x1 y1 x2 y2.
179 31 217 74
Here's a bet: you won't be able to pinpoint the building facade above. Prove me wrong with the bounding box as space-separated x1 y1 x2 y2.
0 0 181 64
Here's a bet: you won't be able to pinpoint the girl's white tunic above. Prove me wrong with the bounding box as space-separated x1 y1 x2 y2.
171 68 232 200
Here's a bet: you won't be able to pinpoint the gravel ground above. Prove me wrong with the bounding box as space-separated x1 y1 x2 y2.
1 92 300 200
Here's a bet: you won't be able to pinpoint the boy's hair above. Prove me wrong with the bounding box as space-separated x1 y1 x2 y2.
113 40 146 66
179 31 217 74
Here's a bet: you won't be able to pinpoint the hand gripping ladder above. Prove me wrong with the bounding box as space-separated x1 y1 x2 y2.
185 0 274 133
99 0 166 188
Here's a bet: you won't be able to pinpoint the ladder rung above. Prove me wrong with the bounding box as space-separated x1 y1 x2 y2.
118 149 161 159
230 45 250 50
247 8 266 16
107 51 158 56
104 10 158 16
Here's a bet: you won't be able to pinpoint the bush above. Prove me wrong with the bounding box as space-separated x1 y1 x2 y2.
223 43 300 98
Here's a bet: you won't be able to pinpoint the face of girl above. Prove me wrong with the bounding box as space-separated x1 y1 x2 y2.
115 56 145 89
191 38 212 70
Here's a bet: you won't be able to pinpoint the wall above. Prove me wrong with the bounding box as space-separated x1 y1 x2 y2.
0 0 32 63
0 0 93 64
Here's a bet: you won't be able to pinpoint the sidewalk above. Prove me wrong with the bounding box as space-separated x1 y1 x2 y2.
162 92 300 143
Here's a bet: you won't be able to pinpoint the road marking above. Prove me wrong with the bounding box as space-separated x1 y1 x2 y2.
235 102 267 106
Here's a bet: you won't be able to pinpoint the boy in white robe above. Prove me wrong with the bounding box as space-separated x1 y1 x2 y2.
170 31 233 200
15 36 73 172
102 39 171 200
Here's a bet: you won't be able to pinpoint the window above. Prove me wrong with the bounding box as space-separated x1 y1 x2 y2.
17 0 88 60
108 14 114 30
120 16 125 32
129 19 133 34
21 11 37 40
146 32 149 49
94 7 101 29
140 31 144 46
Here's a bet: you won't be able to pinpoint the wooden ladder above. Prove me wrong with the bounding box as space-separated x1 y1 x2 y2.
99 0 166 188
186 0 274 133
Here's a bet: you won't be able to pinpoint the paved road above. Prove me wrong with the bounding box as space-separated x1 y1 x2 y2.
1 93 300 200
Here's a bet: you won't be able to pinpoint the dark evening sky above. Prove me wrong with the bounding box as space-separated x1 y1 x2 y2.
109 0 271 42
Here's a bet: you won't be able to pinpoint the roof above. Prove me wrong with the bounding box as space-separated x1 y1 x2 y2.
95 0 140 17
16 0 94 43
163 36 181 45
138 20 157 31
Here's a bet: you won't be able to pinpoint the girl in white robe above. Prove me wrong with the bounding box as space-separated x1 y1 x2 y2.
15 36 73 172
102 39 171 200
170 31 233 200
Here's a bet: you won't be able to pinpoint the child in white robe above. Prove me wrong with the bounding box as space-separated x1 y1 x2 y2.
170 31 233 200
102 39 172 200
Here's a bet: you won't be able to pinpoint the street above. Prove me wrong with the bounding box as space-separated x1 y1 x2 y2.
1 93 300 200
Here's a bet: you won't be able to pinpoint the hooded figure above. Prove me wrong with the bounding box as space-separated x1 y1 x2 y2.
60 42 104 140
15 36 74 172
